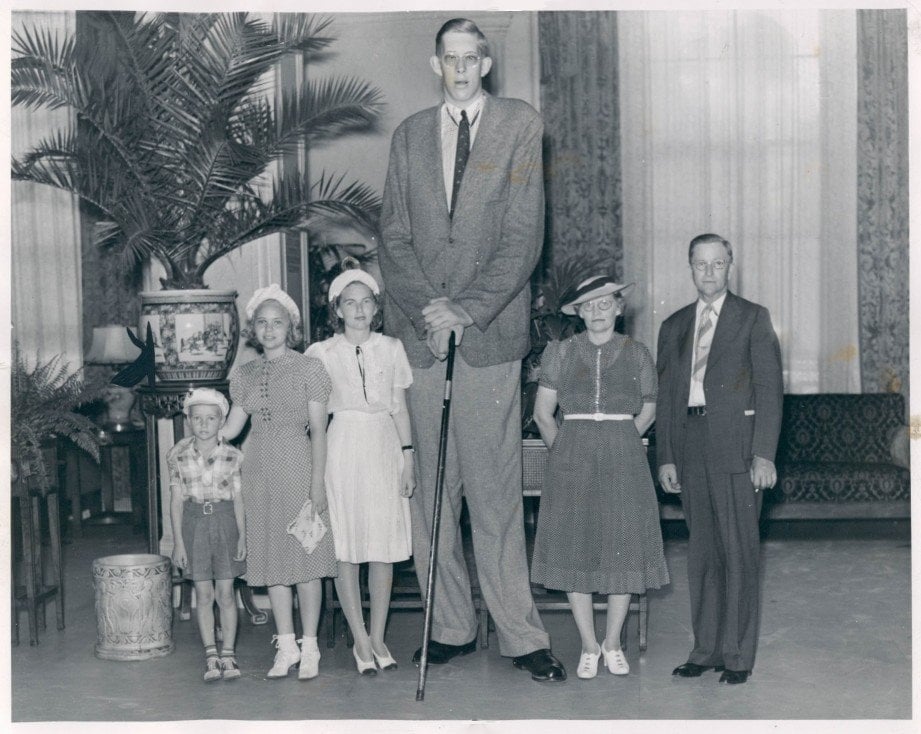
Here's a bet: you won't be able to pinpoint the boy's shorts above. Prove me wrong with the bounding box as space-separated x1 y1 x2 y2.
181 499 246 581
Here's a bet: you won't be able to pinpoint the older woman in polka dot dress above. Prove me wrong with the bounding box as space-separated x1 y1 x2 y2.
531 275 669 681
223 284 337 681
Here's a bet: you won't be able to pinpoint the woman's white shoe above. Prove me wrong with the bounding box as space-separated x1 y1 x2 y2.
371 644 398 671
576 645 601 679
297 638 320 680
353 645 378 676
266 634 301 679
601 642 630 675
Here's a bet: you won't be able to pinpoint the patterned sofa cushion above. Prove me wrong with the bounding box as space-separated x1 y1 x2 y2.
775 393 909 505
778 393 905 464
779 461 910 503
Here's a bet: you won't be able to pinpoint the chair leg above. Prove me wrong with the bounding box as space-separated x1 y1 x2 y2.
47 492 65 631
324 578 337 648
477 607 488 649
639 593 648 652
179 580 192 621
237 582 267 625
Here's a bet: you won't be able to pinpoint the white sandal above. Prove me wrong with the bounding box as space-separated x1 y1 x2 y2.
576 644 601 679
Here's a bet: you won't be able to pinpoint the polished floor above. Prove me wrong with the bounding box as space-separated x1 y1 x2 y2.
9 519 913 729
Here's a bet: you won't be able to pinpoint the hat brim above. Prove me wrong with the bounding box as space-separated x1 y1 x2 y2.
561 282 634 315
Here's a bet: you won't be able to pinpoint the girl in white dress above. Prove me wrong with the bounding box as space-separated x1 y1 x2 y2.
305 262 415 675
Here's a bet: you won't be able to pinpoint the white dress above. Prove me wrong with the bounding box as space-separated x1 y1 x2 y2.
305 332 413 563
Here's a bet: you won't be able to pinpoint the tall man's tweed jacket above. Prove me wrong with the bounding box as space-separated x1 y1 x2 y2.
379 93 544 368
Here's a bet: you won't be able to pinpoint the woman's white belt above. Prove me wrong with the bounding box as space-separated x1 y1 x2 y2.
563 413 633 421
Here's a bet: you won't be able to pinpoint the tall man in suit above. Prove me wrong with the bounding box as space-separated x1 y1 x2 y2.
656 233 783 685
378 18 565 682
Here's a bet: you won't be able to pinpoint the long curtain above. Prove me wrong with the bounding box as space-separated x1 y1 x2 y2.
619 10 860 394
538 11 623 277
11 11 84 367
856 10 909 400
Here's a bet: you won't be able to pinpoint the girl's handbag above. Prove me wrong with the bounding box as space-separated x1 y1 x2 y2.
286 497 327 553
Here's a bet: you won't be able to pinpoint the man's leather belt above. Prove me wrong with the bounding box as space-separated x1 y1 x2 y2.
687 406 707 416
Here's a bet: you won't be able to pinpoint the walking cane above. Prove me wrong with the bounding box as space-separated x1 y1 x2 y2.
415 331 457 702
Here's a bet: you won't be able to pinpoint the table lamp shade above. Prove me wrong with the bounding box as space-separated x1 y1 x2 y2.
86 326 141 365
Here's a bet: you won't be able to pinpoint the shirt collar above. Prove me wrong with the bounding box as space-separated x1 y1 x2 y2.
443 93 485 126
697 292 728 317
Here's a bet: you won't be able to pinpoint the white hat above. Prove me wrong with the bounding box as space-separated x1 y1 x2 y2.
245 284 301 326
182 387 230 420
328 268 380 302
560 275 635 315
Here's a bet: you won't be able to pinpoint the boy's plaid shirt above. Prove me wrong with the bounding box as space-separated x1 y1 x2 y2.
166 436 243 502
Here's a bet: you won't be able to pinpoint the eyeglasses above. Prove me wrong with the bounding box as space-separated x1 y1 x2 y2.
442 53 481 69
690 259 731 272
577 298 615 313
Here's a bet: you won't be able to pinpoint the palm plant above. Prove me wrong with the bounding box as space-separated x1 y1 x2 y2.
11 11 383 289
11 344 102 493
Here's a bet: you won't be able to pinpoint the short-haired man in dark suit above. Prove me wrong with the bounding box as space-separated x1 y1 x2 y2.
656 233 783 685
379 18 565 682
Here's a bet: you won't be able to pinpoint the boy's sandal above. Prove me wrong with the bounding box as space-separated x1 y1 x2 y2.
203 655 222 683
220 656 242 681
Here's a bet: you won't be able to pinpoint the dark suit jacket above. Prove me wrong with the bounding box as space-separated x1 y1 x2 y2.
656 292 784 475
379 94 544 369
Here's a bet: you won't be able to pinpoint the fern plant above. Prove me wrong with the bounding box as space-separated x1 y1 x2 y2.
11 11 383 289
11 344 101 493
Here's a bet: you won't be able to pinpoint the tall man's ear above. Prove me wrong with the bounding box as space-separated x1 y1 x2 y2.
479 56 493 77
430 55 443 77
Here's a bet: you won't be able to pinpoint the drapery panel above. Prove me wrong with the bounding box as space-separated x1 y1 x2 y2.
538 11 623 278
11 12 84 366
619 10 860 394
856 10 909 401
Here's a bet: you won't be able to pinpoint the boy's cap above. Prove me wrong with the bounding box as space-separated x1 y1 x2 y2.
183 388 229 419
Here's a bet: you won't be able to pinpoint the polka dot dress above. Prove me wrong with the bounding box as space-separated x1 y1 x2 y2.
531 332 669 595
229 350 337 586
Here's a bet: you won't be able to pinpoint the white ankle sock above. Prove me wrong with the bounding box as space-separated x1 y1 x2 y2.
298 636 319 652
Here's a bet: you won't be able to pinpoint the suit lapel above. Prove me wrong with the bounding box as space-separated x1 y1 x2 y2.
707 292 743 370
675 303 696 403
420 106 449 220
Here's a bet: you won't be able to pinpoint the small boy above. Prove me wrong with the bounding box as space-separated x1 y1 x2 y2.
168 388 246 682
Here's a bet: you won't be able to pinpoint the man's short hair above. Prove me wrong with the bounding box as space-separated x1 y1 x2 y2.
435 18 489 58
688 233 733 263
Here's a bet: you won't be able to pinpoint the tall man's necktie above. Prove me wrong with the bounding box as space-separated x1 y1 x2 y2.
449 110 470 219
692 304 715 383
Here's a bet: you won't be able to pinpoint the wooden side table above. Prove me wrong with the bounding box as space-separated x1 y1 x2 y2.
136 381 267 626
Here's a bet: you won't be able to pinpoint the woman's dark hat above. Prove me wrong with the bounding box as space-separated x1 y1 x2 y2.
561 275 635 315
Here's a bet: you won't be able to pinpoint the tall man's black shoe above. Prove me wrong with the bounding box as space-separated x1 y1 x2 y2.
412 639 477 665
719 669 750 684
512 649 567 682
672 662 725 677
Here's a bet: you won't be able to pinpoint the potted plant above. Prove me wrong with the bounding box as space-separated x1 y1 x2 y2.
11 344 102 494
11 11 383 382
